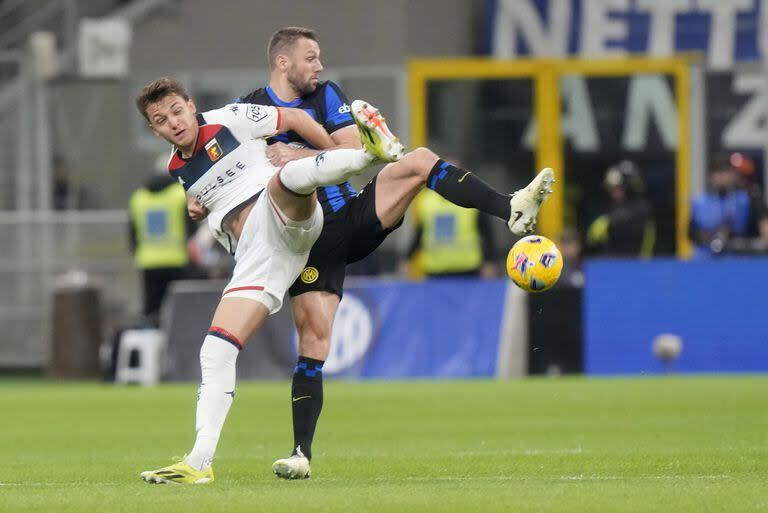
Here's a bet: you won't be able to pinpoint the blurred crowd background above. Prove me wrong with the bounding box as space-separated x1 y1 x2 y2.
1 0 767 379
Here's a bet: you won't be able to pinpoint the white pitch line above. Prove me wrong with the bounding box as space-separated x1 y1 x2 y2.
559 474 730 481
0 474 731 486
456 448 586 457
0 482 120 487
315 474 731 483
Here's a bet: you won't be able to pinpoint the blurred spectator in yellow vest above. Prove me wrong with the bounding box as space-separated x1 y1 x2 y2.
403 188 497 279
128 158 195 325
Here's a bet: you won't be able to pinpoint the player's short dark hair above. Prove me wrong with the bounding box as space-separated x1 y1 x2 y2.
267 26 318 69
135 77 190 121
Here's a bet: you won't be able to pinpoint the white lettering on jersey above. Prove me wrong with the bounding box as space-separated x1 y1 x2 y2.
180 104 281 253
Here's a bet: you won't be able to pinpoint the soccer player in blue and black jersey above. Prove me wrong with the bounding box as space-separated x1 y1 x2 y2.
237 27 554 479
237 27 368 479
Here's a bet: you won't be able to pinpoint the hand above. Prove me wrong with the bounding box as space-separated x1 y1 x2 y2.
187 197 209 221
266 142 300 167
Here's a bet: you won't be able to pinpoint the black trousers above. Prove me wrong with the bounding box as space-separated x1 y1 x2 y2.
142 267 185 322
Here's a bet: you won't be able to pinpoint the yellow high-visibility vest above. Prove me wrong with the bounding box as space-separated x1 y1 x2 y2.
418 190 482 274
129 183 189 269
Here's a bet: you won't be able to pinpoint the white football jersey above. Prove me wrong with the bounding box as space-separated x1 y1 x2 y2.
167 103 281 251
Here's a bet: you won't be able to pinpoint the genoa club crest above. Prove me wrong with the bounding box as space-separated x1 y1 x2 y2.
205 139 223 162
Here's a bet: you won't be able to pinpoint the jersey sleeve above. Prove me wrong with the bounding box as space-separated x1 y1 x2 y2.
202 104 280 139
323 81 355 134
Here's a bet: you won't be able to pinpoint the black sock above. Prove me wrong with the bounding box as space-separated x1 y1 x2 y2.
291 356 324 461
427 159 511 221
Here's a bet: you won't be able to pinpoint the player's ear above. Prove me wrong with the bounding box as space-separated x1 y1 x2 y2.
188 98 197 114
276 53 288 71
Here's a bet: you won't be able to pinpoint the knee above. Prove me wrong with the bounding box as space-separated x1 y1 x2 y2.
408 147 439 170
400 147 439 184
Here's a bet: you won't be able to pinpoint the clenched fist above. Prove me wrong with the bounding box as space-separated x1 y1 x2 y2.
187 196 209 221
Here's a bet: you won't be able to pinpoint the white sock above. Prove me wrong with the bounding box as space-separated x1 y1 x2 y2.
186 334 239 471
279 148 373 195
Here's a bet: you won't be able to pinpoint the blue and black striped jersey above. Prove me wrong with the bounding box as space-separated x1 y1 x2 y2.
237 81 357 215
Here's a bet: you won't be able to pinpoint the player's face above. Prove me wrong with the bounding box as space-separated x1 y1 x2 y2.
147 94 199 153
286 37 323 95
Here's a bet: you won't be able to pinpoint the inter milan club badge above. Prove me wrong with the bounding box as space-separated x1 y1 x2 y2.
205 139 223 162
301 267 319 284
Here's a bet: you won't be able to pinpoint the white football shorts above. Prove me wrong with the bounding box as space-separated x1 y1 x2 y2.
221 190 323 314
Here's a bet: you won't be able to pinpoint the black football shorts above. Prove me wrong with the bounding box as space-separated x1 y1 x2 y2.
288 175 403 298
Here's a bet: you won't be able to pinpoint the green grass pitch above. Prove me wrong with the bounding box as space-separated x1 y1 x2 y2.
1 376 766 512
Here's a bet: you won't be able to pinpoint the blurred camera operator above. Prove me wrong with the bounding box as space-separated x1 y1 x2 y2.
586 160 655 257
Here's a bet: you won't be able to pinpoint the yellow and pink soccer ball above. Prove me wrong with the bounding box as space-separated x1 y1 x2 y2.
506 235 563 292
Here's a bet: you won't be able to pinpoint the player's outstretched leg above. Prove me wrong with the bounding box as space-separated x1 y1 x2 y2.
276 102 405 198
355 100 554 236
415 156 555 236
276 149 373 197
276 144 398 200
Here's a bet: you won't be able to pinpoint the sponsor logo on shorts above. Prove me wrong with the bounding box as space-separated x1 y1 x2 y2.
205 139 222 162
300 267 319 284
338 104 351 114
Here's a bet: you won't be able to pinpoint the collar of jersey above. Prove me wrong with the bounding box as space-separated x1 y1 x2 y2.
173 114 208 162
266 85 303 107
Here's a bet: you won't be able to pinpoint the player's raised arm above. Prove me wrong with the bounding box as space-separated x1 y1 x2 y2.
276 107 335 150
328 124 362 149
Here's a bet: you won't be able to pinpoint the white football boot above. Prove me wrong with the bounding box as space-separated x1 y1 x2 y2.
508 167 555 235
272 447 311 480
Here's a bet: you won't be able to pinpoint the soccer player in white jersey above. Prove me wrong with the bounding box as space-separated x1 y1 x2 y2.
135 77 403 484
